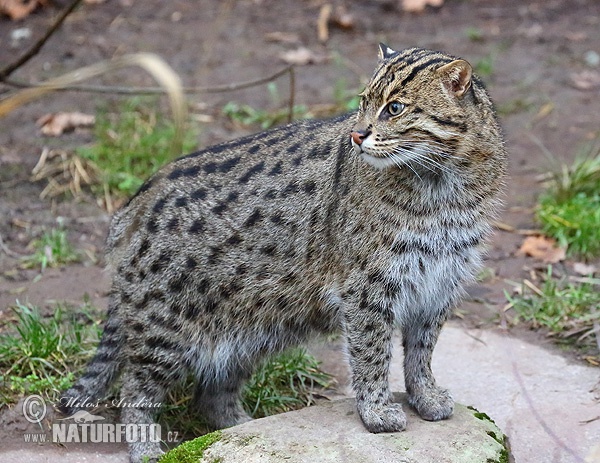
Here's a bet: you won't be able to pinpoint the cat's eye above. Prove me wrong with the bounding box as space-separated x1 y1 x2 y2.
386 101 405 116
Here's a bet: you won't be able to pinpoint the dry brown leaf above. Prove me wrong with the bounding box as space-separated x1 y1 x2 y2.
0 0 43 20
402 0 444 13
332 6 355 30
279 47 326 66
570 70 600 90
37 112 95 136
517 235 566 263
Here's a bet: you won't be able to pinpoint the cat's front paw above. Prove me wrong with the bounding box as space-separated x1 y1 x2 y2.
358 402 407 433
408 386 454 421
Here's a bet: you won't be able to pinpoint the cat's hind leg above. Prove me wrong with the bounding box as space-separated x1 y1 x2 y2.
118 346 186 463
191 365 253 429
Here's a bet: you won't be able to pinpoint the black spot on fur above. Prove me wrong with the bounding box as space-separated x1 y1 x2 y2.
189 219 204 233
292 156 302 166
287 142 302 153
244 209 262 227
239 161 265 183
303 181 317 194
281 181 298 197
191 188 207 200
207 245 223 265
168 165 201 180
226 191 240 203
219 156 242 173
270 212 283 225
226 234 243 245
153 197 168 214
186 256 197 269
175 196 188 208
248 144 260 154
183 302 201 320
260 244 277 256
263 189 277 200
146 220 158 234
139 239 151 256
212 203 227 215
167 217 179 231
197 278 210 294
168 275 187 292
268 161 283 176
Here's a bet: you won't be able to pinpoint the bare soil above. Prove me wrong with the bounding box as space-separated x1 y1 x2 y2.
1 0 599 459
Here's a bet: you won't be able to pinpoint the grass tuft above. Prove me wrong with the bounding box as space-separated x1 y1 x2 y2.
536 150 600 259
242 347 332 418
507 267 600 354
77 98 197 199
23 226 79 270
0 301 101 406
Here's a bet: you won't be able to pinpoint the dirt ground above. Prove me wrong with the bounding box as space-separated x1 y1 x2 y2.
1 0 599 460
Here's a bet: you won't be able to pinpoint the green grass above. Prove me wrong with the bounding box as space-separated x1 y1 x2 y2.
507 267 600 352
23 227 79 270
77 98 197 199
464 26 484 42
242 347 332 418
222 101 310 129
536 150 600 259
0 301 101 406
333 77 361 113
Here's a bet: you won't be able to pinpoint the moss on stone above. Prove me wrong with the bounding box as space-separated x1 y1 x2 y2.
159 430 222 463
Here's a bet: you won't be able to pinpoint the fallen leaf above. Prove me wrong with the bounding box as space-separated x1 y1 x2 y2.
332 6 355 30
573 262 597 276
516 235 566 263
0 0 43 20
37 112 95 136
279 47 326 66
264 31 301 44
570 70 600 90
402 0 444 13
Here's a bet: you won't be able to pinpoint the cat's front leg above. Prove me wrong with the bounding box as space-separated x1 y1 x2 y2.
344 291 406 433
402 315 454 421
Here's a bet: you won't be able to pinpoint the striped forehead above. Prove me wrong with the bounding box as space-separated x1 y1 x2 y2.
367 48 455 100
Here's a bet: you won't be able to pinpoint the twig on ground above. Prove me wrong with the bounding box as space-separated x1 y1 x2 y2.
0 0 84 80
2 66 294 96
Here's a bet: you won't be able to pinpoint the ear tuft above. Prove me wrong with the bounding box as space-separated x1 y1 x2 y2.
436 59 473 99
378 43 397 60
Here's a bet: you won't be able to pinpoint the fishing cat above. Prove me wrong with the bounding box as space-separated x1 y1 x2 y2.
60 44 506 462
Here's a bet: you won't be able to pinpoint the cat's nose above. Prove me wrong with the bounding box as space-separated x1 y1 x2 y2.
351 130 371 145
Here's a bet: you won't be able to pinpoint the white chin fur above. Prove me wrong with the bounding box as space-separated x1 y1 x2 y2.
360 152 398 170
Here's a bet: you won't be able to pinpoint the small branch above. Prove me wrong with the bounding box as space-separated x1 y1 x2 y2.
287 66 296 123
0 0 84 80
2 65 294 95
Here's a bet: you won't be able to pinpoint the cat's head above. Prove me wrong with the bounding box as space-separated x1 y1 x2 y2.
351 44 479 172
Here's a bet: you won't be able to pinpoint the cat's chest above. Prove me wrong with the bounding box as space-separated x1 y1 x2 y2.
383 224 484 317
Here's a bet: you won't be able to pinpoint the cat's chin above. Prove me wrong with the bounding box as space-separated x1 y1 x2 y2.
360 152 398 170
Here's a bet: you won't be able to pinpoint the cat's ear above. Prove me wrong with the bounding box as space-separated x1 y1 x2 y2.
378 43 397 60
436 59 472 99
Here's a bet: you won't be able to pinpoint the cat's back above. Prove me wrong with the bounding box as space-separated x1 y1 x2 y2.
105 114 354 272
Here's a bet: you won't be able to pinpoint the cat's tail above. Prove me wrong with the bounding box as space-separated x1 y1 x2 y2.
57 299 124 416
